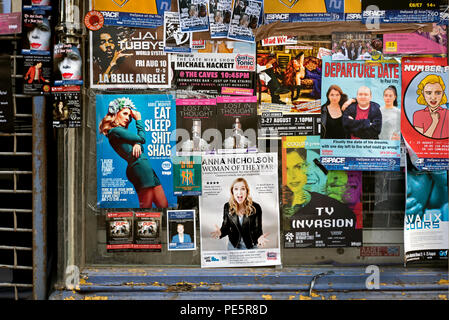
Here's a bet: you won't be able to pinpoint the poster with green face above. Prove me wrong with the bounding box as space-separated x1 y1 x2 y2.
172 155 202 196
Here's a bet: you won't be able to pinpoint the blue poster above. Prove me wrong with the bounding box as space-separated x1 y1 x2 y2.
96 94 177 208
320 56 402 171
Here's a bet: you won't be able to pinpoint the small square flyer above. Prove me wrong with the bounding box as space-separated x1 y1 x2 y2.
167 209 196 251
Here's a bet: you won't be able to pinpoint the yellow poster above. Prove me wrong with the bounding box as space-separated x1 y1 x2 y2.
92 0 158 15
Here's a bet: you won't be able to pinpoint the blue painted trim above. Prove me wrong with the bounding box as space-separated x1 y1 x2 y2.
49 266 448 300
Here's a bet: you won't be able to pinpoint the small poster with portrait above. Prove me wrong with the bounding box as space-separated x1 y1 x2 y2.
401 57 449 171
134 212 162 252
167 209 196 251
21 6 52 56
227 0 262 43
178 0 210 33
51 87 82 128
53 43 83 86
22 54 51 95
199 152 281 268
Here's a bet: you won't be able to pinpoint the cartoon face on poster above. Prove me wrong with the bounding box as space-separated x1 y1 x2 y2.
401 57 448 170
96 94 177 209
320 56 402 171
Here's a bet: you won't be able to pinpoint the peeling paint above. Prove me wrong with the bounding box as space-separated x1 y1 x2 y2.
438 295 447 300
262 294 272 300
329 295 337 300
64 296 75 300
310 292 321 298
437 279 449 285
288 295 296 300
299 295 312 300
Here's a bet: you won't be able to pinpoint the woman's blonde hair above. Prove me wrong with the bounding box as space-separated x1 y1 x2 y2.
99 113 119 135
228 178 256 216
416 74 447 106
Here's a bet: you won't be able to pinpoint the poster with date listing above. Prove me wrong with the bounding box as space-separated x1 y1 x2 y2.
199 152 281 268
0 0 21 35
96 94 177 209
401 57 448 171
174 40 256 96
22 54 51 95
89 26 171 89
51 87 81 128
281 136 363 248
319 56 402 171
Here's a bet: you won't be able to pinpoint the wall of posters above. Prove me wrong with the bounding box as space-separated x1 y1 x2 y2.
404 163 448 265
200 152 281 267
89 26 171 89
264 0 361 23
175 40 256 96
281 136 363 248
320 56 402 171
167 209 196 250
401 57 448 171
96 94 177 208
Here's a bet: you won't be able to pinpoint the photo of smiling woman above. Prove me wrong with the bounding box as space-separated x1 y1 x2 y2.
210 177 269 250
99 97 168 208
23 15 51 53
53 44 82 84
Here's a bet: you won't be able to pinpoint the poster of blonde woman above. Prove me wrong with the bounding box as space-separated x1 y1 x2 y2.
199 153 281 268
401 57 449 171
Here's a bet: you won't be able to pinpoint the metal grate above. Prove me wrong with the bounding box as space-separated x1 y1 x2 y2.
0 34 34 300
